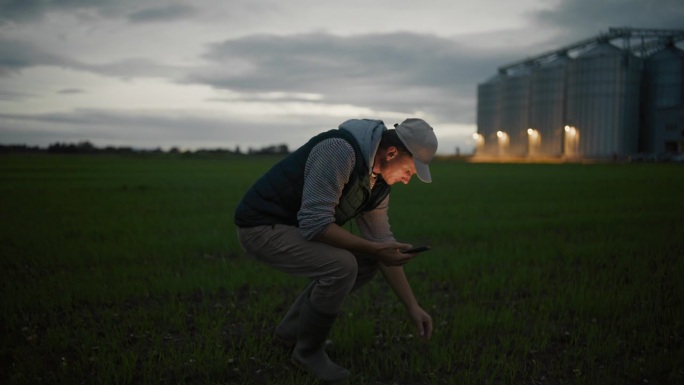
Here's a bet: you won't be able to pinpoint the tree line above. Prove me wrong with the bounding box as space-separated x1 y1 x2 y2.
0 141 290 155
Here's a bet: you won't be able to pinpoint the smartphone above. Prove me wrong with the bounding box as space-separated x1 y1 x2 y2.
401 245 431 254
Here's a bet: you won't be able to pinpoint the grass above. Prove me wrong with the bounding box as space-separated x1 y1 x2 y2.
1 153 683 384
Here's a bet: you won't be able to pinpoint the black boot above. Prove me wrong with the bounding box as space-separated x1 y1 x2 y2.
291 297 350 382
275 281 315 346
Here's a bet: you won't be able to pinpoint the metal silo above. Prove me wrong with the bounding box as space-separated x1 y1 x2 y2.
500 66 531 156
529 55 569 157
566 42 643 158
643 45 684 153
476 73 504 155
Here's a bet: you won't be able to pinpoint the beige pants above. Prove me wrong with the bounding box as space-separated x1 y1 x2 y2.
236 224 378 314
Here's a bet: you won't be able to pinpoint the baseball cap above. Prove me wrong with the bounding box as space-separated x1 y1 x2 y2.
394 118 438 183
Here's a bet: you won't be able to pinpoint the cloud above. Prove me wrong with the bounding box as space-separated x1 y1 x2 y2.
0 89 36 101
531 0 684 40
0 38 186 80
0 39 70 74
0 0 281 26
57 88 85 94
188 32 519 124
84 58 187 79
127 4 197 23
0 0 182 24
0 108 342 149
0 0 115 24
0 31 525 127
0 0 52 23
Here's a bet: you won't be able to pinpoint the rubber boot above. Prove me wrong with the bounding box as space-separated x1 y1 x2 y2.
275 281 315 346
291 297 350 382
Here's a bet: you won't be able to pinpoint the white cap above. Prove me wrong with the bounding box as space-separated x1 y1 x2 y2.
395 118 438 183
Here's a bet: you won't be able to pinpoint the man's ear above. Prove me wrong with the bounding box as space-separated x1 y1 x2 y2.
385 146 399 160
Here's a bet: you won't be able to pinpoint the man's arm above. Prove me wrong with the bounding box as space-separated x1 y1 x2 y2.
316 223 413 266
298 138 355 241
299 139 414 265
378 264 433 340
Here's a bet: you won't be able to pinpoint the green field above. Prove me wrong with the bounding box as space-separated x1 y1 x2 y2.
1 154 683 384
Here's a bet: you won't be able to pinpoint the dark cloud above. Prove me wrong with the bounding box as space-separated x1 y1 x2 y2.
0 31 519 124
0 39 71 74
0 0 206 26
127 4 197 23
0 0 53 23
188 32 517 124
0 0 127 24
0 0 278 25
531 0 684 41
57 88 84 94
0 38 184 79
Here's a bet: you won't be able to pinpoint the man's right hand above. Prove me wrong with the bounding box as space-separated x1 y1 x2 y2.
375 242 415 266
316 224 415 266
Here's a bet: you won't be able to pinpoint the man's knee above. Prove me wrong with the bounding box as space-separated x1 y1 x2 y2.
328 250 359 285
310 250 358 312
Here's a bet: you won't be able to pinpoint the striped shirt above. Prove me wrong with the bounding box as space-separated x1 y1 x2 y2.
297 138 394 243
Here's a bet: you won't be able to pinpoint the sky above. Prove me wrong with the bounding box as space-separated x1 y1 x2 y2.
1 0 683 155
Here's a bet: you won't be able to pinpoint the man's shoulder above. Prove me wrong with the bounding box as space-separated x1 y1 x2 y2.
312 136 355 154
308 137 356 172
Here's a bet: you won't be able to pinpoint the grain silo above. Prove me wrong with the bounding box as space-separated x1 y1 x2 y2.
475 28 684 160
642 44 684 154
529 54 569 157
566 42 642 158
476 74 504 155
499 67 532 156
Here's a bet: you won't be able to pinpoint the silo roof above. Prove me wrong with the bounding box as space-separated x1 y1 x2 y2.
579 42 624 57
541 54 570 67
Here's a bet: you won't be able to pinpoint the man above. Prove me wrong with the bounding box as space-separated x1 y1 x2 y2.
234 118 437 381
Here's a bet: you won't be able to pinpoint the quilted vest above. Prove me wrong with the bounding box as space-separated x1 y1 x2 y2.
234 129 391 228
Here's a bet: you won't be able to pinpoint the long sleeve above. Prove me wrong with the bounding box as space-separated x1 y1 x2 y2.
298 138 355 240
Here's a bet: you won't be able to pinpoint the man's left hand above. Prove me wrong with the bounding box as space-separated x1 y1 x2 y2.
408 306 433 341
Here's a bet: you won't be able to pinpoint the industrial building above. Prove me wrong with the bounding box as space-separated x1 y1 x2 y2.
475 28 684 160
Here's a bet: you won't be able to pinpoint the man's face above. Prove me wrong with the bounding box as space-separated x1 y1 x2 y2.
376 148 416 185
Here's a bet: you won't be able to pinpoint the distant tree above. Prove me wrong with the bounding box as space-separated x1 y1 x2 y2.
0 144 43 153
77 141 95 153
247 143 289 155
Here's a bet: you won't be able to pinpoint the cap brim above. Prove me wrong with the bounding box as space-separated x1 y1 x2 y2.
414 158 432 183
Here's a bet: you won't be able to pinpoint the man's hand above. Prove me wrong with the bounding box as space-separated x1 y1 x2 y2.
375 241 414 266
408 305 433 341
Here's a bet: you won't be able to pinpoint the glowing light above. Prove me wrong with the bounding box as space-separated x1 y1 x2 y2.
527 128 541 156
472 133 480 140
495 130 509 156
564 126 579 157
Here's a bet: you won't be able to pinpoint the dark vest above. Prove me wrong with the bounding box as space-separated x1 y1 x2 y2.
234 129 391 228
